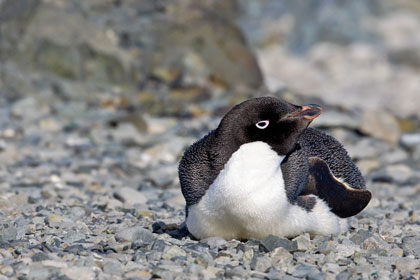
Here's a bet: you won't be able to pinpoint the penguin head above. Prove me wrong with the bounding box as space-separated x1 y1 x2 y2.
217 97 322 155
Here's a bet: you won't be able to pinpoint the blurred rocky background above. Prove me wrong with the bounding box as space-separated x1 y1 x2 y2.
1 0 420 279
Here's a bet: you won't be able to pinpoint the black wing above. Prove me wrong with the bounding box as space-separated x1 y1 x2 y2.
178 131 219 215
295 128 371 217
301 157 371 218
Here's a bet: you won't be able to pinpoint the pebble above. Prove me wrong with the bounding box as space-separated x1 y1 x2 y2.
360 109 400 143
292 263 323 280
250 256 272 272
269 247 293 271
402 236 420 257
0 225 17 242
113 187 148 206
350 229 373 245
115 226 155 244
102 259 123 275
260 235 298 252
394 257 420 271
400 133 420 149
292 234 313 252
161 245 187 260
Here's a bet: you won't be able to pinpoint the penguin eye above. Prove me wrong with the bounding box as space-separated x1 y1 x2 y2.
256 120 269 129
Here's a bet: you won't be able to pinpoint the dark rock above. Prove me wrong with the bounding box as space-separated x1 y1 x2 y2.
63 244 85 254
260 235 298 252
151 239 168 252
350 229 374 245
336 270 351 280
31 252 50 262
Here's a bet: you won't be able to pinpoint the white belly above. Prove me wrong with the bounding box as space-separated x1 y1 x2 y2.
186 141 348 240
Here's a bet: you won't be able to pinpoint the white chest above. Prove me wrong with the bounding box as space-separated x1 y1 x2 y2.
187 142 289 240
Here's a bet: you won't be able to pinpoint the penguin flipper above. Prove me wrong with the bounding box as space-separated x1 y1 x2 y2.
300 157 372 218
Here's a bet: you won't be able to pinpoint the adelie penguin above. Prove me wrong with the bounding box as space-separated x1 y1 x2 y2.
178 97 371 240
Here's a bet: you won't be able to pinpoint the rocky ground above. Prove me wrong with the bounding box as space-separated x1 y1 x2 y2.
1 0 420 279
1 92 420 280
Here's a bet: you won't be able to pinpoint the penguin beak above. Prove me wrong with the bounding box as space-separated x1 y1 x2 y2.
290 104 322 120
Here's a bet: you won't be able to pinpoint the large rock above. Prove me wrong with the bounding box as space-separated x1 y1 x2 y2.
0 0 262 110
359 109 400 143
17 2 138 85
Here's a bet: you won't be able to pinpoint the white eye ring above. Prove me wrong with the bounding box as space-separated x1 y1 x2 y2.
256 120 269 129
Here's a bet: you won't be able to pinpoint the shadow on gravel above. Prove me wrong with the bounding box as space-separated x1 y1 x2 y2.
152 221 196 240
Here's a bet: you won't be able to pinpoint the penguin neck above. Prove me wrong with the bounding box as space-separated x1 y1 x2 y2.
210 127 243 168
280 143 302 165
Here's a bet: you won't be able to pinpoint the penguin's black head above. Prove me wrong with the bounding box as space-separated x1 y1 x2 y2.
217 96 322 155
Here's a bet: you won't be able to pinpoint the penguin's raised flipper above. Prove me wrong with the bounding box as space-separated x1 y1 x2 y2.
300 157 372 218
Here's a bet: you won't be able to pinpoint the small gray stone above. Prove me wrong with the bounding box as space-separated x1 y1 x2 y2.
321 262 345 275
260 235 297 252
185 263 204 275
335 270 351 280
400 133 420 149
224 266 249 278
292 234 313 251
115 226 154 244
350 229 373 245
362 235 389 251
317 241 337 255
113 187 147 206
292 263 323 280
270 247 293 271
0 266 13 277
102 260 123 275
380 149 409 164
241 247 254 263
152 267 178 280
161 245 187 260
0 224 17 242
360 109 400 143
151 239 168 252
335 243 359 259
45 215 75 229
200 237 227 250
69 207 86 218
26 265 56 280
395 257 420 271
192 251 213 268
250 256 272 272
63 232 86 243
402 236 420 257
31 252 51 262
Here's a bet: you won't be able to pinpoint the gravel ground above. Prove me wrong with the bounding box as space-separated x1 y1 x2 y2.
1 95 420 280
